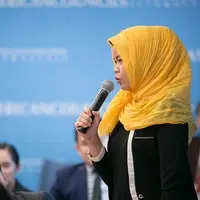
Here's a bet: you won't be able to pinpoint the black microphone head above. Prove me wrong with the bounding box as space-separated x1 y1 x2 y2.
101 80 114 93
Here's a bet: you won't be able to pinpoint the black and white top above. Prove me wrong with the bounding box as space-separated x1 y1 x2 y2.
90 122 198 200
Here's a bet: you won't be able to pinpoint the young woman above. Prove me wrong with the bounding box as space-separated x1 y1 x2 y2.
75 26 198 200
0 143 30 192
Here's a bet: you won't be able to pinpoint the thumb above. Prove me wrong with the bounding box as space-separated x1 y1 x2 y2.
92 111 100 123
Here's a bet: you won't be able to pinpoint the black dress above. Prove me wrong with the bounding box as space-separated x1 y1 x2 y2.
93 122 198 200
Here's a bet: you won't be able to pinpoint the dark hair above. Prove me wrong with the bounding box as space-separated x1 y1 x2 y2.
195 102 200 116
108 40 114 46
0 143 20 166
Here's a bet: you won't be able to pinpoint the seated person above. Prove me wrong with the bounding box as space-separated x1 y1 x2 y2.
0 142 31 192
0 168 55 200
50 128 109 200
195 103 200 136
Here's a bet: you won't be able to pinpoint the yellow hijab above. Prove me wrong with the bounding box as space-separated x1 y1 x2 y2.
98 26 196 142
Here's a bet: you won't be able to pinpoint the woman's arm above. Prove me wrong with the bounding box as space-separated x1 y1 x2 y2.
74 107 113 187
88 138 113 188
92 148 113 187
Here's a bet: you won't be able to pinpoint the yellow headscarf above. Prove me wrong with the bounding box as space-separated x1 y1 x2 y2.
98 26 196 142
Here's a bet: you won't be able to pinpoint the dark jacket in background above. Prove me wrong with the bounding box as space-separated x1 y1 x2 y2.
14 180 32 193
11 192 55 200
0 183 54 200
50 163 88 200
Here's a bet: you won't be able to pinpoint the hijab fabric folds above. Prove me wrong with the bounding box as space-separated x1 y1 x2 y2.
98 26 196 142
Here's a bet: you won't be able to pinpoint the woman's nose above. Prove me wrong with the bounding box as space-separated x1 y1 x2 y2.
114 65 119 73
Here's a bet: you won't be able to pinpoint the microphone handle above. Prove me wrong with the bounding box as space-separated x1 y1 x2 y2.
77 89 108 133
77 114 94 133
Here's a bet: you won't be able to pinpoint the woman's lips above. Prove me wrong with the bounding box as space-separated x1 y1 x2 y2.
115 77 121 83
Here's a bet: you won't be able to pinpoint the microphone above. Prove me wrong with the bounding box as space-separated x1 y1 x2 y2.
77 80 114 133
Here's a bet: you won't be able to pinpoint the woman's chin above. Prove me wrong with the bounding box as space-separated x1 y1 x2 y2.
120 84 131 91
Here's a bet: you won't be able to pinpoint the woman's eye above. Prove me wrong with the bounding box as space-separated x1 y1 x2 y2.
117 59 123 63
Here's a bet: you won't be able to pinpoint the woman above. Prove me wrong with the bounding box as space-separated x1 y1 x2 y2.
0 142 31 192
0 166 55 200
75 26 198 200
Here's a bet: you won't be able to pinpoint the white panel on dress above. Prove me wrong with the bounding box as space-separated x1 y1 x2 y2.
127 130 138 200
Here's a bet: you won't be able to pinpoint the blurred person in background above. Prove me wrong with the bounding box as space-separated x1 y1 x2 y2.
195 103 200 135
0 169 55 200
191 102 200 195
50 127 108 200
0 142 31 192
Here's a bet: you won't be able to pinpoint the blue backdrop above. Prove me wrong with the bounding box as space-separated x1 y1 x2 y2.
0 1 200 191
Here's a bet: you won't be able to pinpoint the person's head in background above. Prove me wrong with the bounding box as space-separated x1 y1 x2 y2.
75 128 93 166
195 103 200 129
0 142 20 191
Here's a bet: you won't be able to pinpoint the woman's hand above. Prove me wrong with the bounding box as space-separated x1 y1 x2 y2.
75 107 101 141
75 107 103 157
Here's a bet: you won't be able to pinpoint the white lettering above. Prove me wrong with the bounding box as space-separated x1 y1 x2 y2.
0 0 198 8
0 101 108 117
188 49 200 62
0 48 68 62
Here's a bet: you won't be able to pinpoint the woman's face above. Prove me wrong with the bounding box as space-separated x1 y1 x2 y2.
0 149 19 187
111 47 131 91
